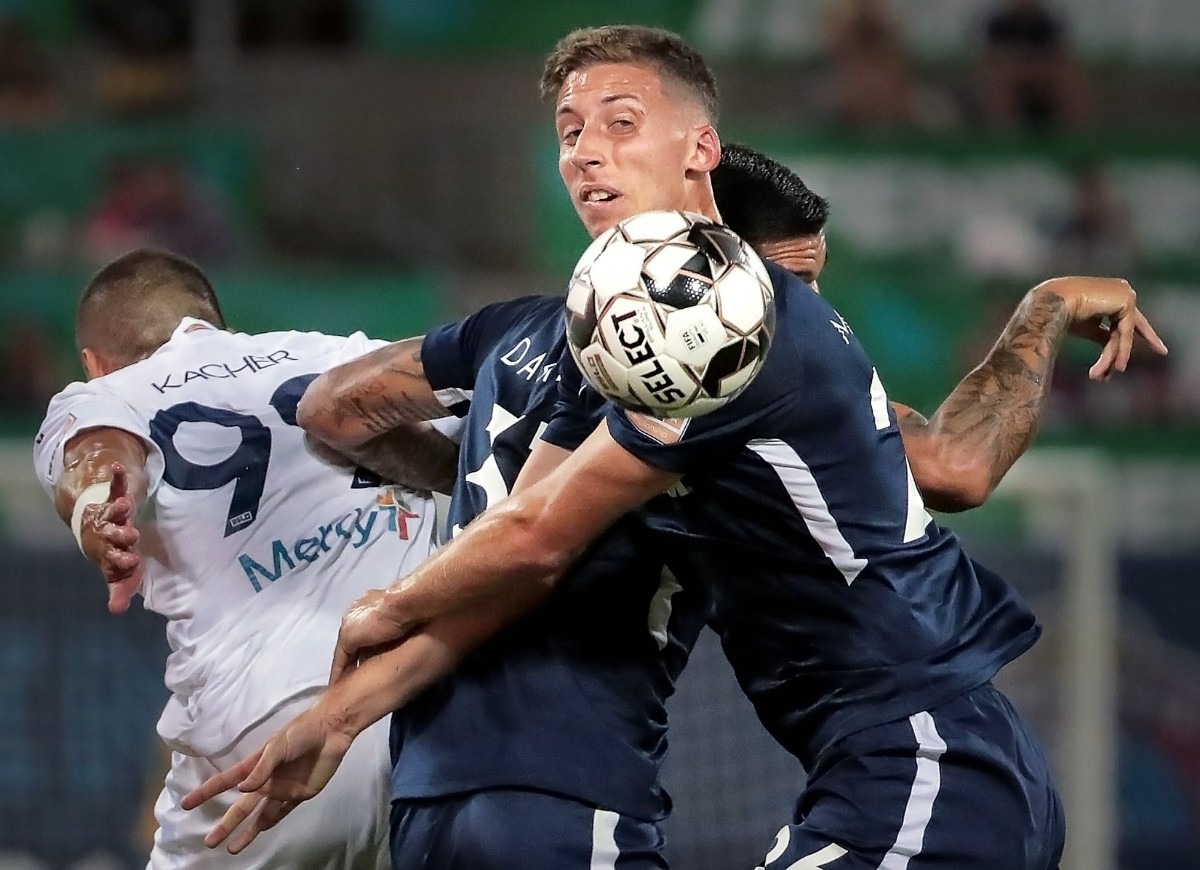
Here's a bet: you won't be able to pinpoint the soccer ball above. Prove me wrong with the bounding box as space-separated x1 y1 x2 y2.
565 210 775 419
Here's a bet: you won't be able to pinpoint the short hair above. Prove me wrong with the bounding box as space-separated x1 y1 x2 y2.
712 143 830 246
77 248 226 365
540 25 719 123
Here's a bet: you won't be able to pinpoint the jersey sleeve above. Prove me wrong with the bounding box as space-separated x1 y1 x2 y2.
604 388 777 475
539 347 604 451
332 331 391 363
33 382 166 500
421 296 551 405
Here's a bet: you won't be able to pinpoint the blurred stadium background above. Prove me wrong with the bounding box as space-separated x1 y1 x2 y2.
2 0 1199 868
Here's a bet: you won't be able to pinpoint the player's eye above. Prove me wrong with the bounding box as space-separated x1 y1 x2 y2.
612 118 635 131
561 127 581 144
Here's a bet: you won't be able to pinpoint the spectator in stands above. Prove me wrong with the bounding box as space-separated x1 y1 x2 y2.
823 0 916 129
0 319 63 413
0 18 62 125
980 0 1090 130
1048 164 1138 277
79 159 234 266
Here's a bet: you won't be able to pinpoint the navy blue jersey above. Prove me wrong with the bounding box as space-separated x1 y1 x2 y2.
390 295 706 820
543 263 1039 769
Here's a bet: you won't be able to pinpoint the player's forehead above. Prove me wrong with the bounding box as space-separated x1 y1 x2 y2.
555 62 668 116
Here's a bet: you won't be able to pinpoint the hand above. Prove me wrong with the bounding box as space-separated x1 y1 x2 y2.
179 706 353 855
79 463 144 614
328 587 415 684
1043 277 1169 381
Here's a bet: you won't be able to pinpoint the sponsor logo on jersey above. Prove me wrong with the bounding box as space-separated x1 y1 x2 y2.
151 350 299 394
499 338 559 383
624 410 690 445
237 487 420 592
830 312 853 344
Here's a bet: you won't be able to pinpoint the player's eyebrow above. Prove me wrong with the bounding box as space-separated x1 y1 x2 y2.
556 93 644 116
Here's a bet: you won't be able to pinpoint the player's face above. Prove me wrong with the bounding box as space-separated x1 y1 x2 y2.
555 63 720 238
758 231 828 288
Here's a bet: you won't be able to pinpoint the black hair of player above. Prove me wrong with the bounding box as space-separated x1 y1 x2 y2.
712 143 830 246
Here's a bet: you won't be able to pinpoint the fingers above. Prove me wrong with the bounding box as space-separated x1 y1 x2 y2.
203 790 260 849
238 737 288 793
102 494 136 528
107 569 143 615
328 642 353 684
1133 310 1169 356
225 797 299 855
108 464 128 502
181 752 262 811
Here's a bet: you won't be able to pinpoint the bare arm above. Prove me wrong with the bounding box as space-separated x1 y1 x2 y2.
55 427 152 613
181 611 496 854
296 337 450 451
332 427 459 494
54 427 149 522
897 276 1166 511
329 420 679 681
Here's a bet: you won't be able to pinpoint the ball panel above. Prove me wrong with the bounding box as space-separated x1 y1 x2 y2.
589 241 646 302
700 339 747 397
624 353 701 414
574 342 633 405
573 227 618 281
712 351 761 398
619 210 694 245
641 243 712 302
596 294 668 367
664 305 726 368
688 223 744 268
713 264 767 335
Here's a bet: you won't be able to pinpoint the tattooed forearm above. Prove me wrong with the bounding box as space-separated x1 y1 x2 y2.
298 337 450 447
338 424 459 494
927 288 1071 491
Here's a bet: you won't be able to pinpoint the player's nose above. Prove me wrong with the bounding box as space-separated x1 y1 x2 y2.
569 127 608 171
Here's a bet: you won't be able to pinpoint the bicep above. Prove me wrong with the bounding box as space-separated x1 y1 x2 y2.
297 336 450 448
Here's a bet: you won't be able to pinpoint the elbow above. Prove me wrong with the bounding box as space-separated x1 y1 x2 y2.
296 375 350 446
913 458 993 513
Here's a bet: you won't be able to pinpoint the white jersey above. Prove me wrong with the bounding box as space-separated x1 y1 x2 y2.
34 318 440 757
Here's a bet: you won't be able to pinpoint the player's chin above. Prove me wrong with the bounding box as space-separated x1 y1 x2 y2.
577 199 629 238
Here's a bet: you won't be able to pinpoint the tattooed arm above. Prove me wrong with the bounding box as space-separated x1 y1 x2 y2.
297 337 459 492
899 277 1166 512
313 428 459 495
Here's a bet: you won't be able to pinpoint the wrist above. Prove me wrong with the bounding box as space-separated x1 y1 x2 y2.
1030 278 1081 319
314 684 370 742
70 483 112 553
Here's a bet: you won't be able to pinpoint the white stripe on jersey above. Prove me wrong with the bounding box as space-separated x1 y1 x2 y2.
590 809 620 869
869 369 891 431
748 439 866 584
877 711 947 870
903 461 933 544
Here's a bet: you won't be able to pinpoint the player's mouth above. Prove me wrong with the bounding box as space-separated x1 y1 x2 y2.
579 186 622 209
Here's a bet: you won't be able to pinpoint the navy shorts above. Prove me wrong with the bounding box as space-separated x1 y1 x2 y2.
390 788 668 870
756 683 1066 870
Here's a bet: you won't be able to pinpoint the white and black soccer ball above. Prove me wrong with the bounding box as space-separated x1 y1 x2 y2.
565 210 776 419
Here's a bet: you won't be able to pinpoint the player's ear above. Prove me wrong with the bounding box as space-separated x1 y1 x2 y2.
80 347 108 380
689 124 721 174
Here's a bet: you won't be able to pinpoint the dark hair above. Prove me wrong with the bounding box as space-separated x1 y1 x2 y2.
540 25 719 122
712 143 830 245
77 248 225 364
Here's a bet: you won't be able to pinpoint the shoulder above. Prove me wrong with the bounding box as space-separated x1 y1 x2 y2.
474 294 563 330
